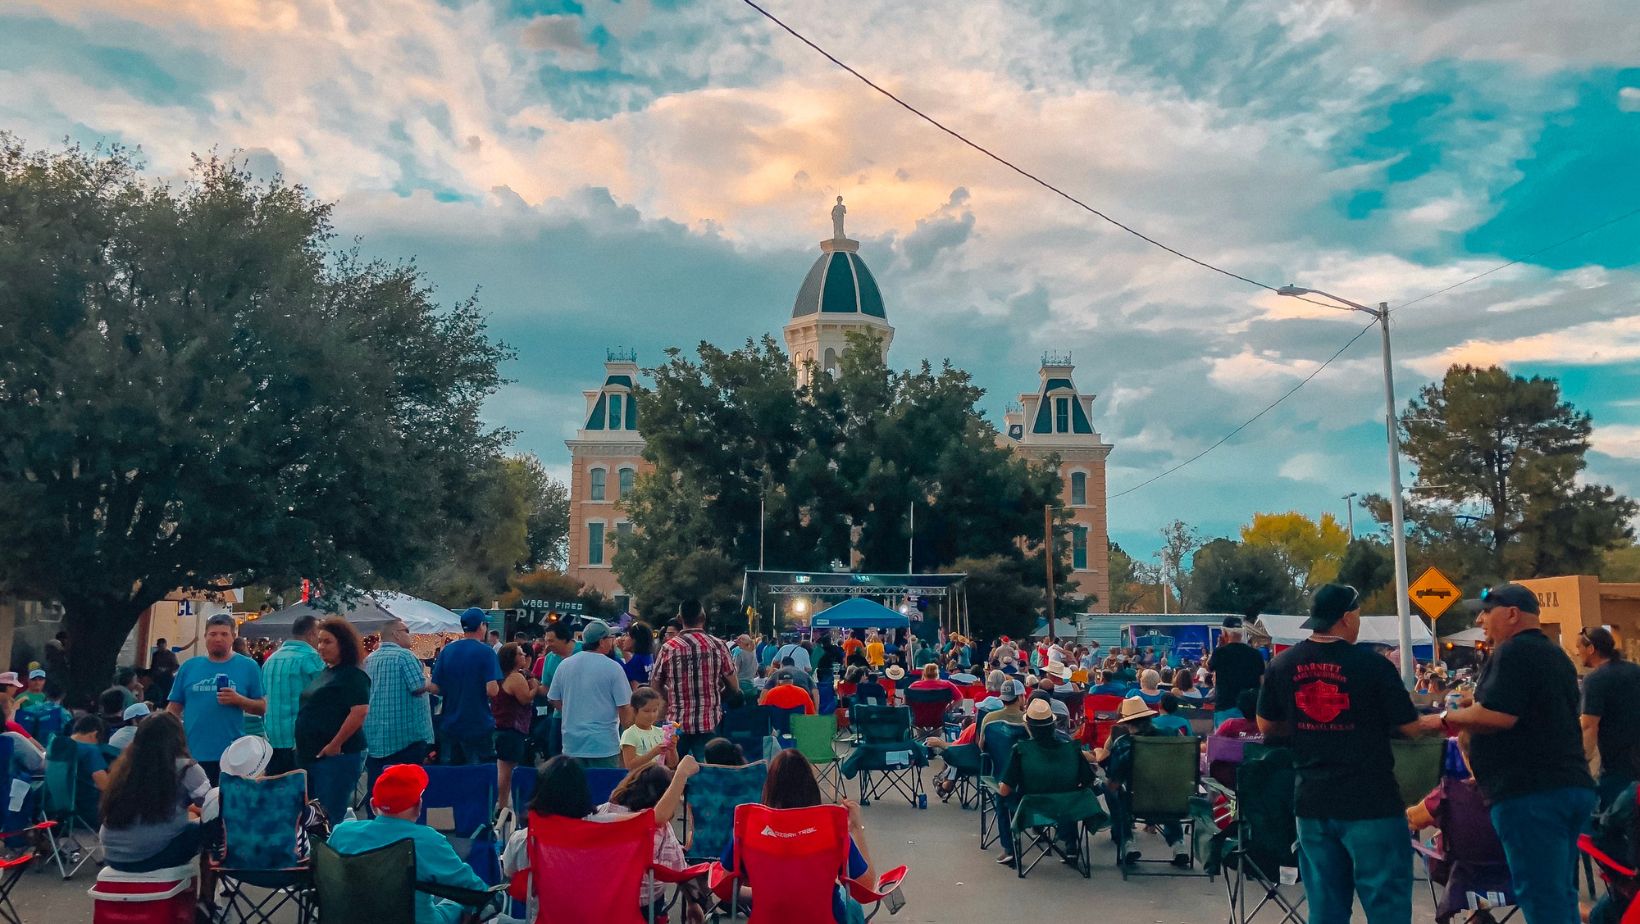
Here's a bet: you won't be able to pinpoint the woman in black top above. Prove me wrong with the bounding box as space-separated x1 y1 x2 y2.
294 617 371 821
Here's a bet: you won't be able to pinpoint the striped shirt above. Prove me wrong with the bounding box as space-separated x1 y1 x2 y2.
363 642 433 758
649 629 736 734
260 640 324 749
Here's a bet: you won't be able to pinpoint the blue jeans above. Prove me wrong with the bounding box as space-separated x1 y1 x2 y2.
302 752 366 822
441 733 496 766
1295 815 1411 924
1489 786 1598 924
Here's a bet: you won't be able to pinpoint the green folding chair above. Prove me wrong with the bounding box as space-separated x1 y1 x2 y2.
790 713 843 801
1006 740 1108 880
1391 736 1446 809
314 839 503 924
1117 736 1203 879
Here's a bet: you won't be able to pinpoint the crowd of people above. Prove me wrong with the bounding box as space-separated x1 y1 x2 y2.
10 580 1634 924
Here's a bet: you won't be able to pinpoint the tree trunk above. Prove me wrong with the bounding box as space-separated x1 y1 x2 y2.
60 595 149 710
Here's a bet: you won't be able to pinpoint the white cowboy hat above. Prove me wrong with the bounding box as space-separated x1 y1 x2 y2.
1116 696 1159 724
884 665 906 681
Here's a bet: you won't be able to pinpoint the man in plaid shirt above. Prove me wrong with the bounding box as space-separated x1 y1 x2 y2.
261 614 325 775
649 599 736 759
364 618 434 789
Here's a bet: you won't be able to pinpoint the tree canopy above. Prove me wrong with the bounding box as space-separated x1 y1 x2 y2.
612 333 1077 625
1187 538 1299 618
1240 510 1349 593
0 138 511 699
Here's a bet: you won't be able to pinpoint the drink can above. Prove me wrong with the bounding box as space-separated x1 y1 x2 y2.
1445 691 1462 712
917 793 927 810
215 674 231 691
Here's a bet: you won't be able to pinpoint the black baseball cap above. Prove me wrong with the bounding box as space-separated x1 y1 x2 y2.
1465 583 1539 615
1302 583 1361 630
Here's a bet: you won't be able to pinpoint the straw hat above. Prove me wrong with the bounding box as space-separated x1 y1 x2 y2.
1115 696 1158 724
1024 699 1055 723
1047 662 1073 681
885 665 906 681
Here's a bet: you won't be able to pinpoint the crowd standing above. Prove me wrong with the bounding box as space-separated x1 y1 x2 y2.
0 579 1630 924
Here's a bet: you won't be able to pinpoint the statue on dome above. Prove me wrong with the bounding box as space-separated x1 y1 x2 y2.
831 196 847 240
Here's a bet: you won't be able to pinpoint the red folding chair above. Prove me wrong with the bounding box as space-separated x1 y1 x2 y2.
708 804 908 923
1075 694 1124 747
527 810 709 924
1579 833 1640 924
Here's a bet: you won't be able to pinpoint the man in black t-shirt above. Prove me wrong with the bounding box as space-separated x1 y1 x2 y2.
1578 625 1640 808
1257 584 1434 924
1208 620 1265 714
1445 583 1596 924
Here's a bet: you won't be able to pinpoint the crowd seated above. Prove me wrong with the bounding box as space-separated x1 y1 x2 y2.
97 712 209 872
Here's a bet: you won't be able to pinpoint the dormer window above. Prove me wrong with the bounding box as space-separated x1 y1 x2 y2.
1055 397 1069 433
609 394 623 430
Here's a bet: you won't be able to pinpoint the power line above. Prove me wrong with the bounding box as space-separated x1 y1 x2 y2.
738 0 1345 313
1394 203 1640 314
1108 317 1379 500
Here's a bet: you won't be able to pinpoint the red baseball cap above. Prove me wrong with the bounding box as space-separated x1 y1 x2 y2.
371 764 429 815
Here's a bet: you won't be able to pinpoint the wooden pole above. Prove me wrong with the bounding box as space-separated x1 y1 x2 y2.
1044 504 1057 644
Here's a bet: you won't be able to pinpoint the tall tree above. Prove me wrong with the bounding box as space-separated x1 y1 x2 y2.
1240 511 1349 593
0 138 510 699
513 453 570 571
1187 539 1300 618
613 334 1074 620
1155 519 1202 607
1379 365 1635 578
1107 541 1145 613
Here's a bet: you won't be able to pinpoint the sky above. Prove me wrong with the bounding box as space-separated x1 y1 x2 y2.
4 0 1639 564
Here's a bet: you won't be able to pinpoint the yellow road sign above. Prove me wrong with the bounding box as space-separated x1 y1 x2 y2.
1408 566 1462 620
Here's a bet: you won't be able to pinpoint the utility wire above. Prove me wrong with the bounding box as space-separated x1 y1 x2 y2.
1108 317 1379 500
738 0 1344 312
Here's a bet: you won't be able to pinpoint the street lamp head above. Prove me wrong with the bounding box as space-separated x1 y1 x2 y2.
1276 285 1312 297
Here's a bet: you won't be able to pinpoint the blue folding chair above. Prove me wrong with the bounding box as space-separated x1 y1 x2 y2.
717 706 773 763
419 764 497 862
586 768 627 807
511 764 539 814
767 705 807 750
683 761 768 863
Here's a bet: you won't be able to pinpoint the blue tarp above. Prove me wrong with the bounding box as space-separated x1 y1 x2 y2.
809 598 909 630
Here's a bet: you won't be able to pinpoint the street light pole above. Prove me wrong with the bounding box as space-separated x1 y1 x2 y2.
1341 492 1358 539
1278 286 1416 688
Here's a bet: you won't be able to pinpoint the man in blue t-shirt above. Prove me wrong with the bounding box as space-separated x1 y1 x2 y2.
167 614 266 784
428 608 502 765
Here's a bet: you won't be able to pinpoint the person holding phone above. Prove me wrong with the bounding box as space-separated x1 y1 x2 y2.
167 614 265 784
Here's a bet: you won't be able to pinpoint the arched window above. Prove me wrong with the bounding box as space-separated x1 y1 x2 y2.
823 347 838 376
618 467 635 498
1071 471 1087 506
589 468 606 501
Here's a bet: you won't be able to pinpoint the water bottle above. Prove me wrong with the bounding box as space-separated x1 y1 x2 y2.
343 807 357 822
917 793 927 810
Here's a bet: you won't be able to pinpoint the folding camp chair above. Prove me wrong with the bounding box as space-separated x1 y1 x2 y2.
1411 779 1517 924
790 714 843 801
1580 832 1640 924
1208 746 1306 924
977 722 1027 851
936 741 981 809
420 764 499 856
1205 733 1262 788
527 808 709 924
1175 705 1214 738
1004 742 1108 879
1392 736 1447 809
313 839 504 924
587 768 627 807
212 770 313 924
718 707 775 764
683 761 768 864
903 688 955 741
41 734 100 879
843 705 927 808
708 804 908 923
766 704 807 751
1074 694 1124 747
1113 736 1202 879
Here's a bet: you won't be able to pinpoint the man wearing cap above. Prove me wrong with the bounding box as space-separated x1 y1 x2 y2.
978 679 1027 749
1257 583 1433 924
427 608 502 765
168 614 266 784
108 702 151 752
329 764 492 924
16 670 47 709
1443 583 1595 924
546 619 633 768
1577 625 1640 809
260 614 326 776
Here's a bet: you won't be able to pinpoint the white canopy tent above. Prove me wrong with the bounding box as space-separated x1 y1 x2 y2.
249 590 463 636
1256 614 1434 649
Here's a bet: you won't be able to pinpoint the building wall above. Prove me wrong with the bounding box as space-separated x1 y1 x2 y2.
565 442 649 601
1517 574 1640 663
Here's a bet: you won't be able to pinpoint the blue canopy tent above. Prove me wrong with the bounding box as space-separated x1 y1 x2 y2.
809 598 909 630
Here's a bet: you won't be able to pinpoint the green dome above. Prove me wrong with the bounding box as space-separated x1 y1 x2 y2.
792 250 886 319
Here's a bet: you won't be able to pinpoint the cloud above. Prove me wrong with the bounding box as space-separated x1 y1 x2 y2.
1410 315 1640 376
1592 425 1640 461
1620 87 1640 113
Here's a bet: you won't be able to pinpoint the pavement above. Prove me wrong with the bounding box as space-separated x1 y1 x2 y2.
20 786 1443 923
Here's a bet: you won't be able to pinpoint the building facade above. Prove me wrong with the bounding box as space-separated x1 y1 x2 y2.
565 201 1114 609
1002 355 1114 605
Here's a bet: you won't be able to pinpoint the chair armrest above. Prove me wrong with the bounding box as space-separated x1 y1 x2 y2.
846 864 908 902
651 861 712 884
1578 833 1639 878
1410 837 1445 862
417 880 508 907
707 862 738 904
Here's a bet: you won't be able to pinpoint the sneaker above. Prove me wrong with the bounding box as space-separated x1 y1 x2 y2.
1171 850 1192 868
996 853 1015 865
1122 849 1141 864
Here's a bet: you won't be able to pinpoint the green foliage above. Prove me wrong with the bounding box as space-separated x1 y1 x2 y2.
613 332 1074 622
1240 511 1349 591
1107 542 1144 613
497 569 616 621
1336 538 1394 598
1187 539 1300 618
0 137 511 698
1156 519 1202 606
1365 364 1635 589
515 453 570 571
1602 544 1640 582
951 555 1042 641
